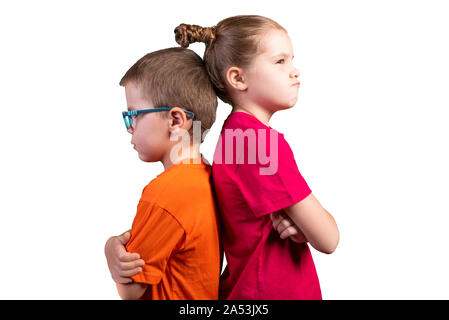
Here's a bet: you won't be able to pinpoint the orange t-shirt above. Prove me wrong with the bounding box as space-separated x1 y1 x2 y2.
125 157 221 300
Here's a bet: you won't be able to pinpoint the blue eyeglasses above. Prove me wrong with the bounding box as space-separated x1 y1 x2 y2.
122 107 195 130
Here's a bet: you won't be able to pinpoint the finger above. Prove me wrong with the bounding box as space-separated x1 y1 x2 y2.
118 267 143 278
276 218 294 234
273 217 289 231
119 259 145 271
118 231 131 245
280 226 299 239
271 210 285 221
271 214 285 230
270 212 280 221
118 252 141 262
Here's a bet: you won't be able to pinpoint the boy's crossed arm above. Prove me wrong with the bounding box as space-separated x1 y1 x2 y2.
116 280 148 300
105 217 305 297
105 230 146 299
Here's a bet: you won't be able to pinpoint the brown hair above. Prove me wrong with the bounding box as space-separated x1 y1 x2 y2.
119 47 217 140
174 15 285 105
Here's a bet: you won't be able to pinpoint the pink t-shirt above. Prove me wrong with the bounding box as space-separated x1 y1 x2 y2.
212 112 322 300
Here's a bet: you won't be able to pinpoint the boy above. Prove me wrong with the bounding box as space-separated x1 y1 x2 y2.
104 47 221 300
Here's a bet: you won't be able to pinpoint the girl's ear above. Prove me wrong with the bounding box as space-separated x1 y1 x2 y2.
226 67 248 91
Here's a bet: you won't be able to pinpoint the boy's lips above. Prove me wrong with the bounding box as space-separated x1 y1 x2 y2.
291 81 300 87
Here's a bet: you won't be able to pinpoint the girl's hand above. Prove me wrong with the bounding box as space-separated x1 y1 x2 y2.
104 230 145 284
270 211 308 243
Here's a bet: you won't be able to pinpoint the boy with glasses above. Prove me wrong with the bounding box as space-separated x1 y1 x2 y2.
104 47 221 300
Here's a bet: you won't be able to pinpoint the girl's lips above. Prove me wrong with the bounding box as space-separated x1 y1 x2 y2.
292 82 300 86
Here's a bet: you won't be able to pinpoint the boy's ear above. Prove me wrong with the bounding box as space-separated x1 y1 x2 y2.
226 67 248 91
168 107 192 133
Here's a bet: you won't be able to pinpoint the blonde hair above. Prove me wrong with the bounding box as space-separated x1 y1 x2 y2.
174 15 285 105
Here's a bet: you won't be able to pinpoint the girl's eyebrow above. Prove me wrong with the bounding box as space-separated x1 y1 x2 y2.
272 53 294 59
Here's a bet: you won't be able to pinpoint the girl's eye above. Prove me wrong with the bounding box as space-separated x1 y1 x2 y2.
276 59 285 64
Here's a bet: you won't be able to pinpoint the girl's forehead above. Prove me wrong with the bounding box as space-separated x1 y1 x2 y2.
258 29 293 56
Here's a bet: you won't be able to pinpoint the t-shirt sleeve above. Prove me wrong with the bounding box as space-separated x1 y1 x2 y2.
235 131 312 217
125 201 185 285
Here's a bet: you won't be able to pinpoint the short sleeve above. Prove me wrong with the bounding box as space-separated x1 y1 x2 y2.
126 201 185 285
235 131 312 217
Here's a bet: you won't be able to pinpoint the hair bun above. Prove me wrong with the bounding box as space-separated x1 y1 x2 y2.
174 23 216 48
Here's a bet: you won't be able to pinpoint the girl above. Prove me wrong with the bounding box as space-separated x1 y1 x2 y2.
174 15 339 300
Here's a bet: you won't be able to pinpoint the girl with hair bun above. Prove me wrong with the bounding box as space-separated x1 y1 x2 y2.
175 15 340 300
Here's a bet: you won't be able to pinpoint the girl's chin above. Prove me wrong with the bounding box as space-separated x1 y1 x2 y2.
275 103 296 112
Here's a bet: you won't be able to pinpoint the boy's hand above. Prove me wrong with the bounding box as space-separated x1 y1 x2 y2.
104 231 145 284
270 211 308 243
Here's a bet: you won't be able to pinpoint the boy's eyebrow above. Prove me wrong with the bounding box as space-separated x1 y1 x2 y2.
127 106 135 111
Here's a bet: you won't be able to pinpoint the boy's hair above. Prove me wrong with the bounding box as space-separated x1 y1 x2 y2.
119 47 217 140
174 15 285 106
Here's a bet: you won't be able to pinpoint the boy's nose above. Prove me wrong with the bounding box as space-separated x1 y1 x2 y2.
127 127 134 134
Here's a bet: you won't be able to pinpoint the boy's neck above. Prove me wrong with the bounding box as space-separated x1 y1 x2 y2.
161 143 202 170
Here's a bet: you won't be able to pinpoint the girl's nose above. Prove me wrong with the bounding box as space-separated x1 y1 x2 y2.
290 67 300 78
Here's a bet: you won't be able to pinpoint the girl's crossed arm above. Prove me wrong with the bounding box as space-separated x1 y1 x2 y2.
284 193 339 254
270 211 308 243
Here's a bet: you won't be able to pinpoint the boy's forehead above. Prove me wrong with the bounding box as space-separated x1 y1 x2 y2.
125 81 153 109
125 81 145 96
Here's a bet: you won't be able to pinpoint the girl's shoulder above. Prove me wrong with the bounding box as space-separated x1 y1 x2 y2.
224 111 280 132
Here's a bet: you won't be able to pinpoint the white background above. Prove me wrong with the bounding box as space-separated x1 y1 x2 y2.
1 0 448 299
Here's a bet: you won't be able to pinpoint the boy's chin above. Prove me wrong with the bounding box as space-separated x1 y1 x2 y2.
137 152 159 163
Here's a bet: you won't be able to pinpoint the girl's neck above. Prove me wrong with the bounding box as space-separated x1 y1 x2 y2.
232 104 275 127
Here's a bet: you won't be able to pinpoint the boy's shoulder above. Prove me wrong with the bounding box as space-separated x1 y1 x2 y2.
139 161 216 222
